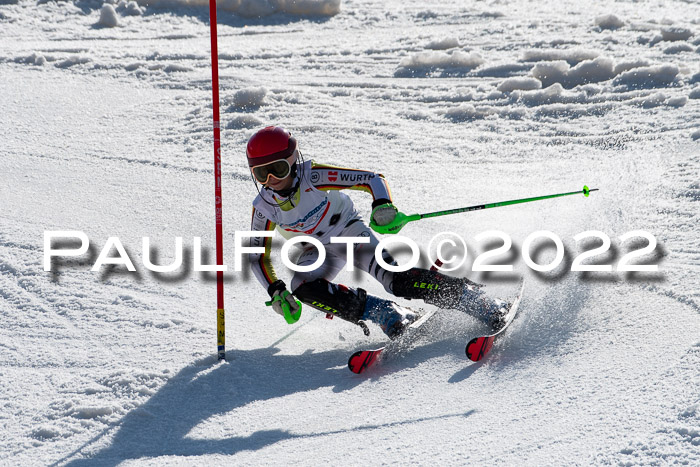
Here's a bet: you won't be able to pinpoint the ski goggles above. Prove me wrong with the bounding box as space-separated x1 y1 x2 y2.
251 159 292 184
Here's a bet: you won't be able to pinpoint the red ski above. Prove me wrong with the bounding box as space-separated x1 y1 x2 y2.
348 309 438 374
465 279 525 362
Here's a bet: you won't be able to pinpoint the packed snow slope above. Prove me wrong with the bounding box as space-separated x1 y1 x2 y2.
1 0 699 465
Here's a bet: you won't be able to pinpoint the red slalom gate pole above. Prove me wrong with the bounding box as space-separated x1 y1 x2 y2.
208 0 225 361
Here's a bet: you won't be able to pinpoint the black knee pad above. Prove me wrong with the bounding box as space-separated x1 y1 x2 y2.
293 278 367 324
391 267 464 308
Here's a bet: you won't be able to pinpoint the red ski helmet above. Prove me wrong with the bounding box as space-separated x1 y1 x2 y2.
246 126 298 168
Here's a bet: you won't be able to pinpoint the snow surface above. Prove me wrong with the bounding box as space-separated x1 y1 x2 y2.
1 0 699 465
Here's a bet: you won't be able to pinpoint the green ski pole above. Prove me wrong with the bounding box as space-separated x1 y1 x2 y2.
370 185 599 234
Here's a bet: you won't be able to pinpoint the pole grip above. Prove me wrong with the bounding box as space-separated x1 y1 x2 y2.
266 293 303 324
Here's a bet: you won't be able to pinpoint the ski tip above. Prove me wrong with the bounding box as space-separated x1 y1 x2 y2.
348 349 382 374
465 336 494 362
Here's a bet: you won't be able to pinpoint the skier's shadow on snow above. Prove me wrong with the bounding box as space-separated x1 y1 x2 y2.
59 347 355 466
59 338 466 466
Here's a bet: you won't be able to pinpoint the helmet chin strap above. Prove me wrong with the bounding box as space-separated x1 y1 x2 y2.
272 162 299 197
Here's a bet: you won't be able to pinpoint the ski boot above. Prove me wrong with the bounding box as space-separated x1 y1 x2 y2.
293 278 419 339
362 295 420 339
458 286 511 331
392 267 510 330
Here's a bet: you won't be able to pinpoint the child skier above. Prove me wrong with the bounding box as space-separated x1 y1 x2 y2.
247 126 509 338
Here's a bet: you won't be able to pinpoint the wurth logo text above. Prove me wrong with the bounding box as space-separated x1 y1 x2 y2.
340 173 375 182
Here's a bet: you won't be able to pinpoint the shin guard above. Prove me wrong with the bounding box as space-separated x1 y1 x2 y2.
293 278 367 324
391 267 465 308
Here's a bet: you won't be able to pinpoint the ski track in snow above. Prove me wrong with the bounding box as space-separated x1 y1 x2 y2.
1 0 699 465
